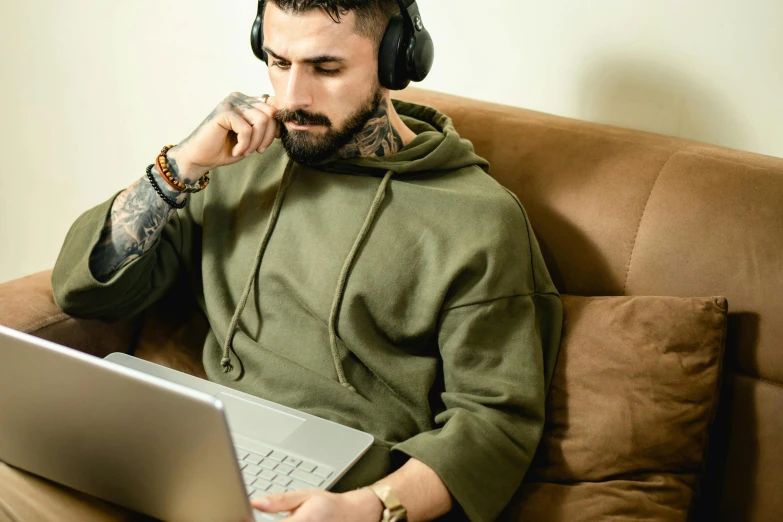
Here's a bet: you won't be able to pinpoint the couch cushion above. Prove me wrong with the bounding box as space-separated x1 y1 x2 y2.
504 295 727 521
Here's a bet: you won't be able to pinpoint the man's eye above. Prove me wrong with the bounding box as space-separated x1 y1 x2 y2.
272 61 291 70
316 67 340 76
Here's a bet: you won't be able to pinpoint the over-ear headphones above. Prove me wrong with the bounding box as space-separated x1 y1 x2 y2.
251 0 434 91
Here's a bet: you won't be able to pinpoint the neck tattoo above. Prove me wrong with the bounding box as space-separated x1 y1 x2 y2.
337 99 404 159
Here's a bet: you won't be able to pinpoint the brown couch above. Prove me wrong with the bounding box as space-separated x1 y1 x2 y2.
1 89 781 521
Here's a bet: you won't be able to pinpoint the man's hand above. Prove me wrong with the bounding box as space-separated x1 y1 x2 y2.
252 488 383 522
169 92 280 181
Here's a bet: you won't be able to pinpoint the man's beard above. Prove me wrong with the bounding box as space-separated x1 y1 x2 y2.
275 88 384 165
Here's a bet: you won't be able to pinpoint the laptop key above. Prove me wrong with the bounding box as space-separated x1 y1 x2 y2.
313 466 334 479
244 453 263 465
268 450 288 462
283 456 302 467
275 463 294 475
259 469 277 481
298 460 317 473
268 484 286 494
252 478 273 491
243 472 259 483
290 469 323 487
258 458 278 471
286 477 313 492
244 464 262 476
273 475 292 487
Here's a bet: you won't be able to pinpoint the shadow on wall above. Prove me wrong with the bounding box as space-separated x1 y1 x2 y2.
577 54 749 151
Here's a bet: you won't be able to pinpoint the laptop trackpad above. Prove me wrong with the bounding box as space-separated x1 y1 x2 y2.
216 393 306 445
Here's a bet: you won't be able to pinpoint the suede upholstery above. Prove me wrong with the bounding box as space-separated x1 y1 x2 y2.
508 295 727 521
1 88 781 521
394 89 783 522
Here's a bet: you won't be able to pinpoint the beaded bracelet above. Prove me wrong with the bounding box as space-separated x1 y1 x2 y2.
156 145 210 193
146 164 187 209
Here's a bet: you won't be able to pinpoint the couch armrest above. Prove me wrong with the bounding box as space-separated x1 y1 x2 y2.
0 270 141 358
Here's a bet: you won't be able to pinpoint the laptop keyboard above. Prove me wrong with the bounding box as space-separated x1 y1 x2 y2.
235 443 335 501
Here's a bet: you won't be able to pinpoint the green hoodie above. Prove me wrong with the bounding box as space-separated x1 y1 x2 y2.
52 100 562 522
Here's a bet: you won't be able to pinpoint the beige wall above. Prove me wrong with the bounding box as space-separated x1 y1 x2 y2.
1 0 781 284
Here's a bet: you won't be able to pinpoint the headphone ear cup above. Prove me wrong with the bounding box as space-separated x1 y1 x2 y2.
250 12 268 63
378 14 410 90
408 29 434 82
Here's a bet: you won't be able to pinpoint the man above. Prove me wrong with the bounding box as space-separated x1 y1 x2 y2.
2 1 562 521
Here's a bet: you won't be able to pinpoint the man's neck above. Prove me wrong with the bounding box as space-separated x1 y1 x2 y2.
337 97 416 159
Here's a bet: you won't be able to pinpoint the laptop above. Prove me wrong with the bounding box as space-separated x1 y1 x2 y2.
0 325 374 522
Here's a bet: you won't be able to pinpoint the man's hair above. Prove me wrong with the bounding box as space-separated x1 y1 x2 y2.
265 1 400 46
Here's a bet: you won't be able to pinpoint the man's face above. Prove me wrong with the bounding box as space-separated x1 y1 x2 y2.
263 4 384 164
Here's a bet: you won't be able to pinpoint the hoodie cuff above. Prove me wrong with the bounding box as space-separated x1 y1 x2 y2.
391 409 536 522
51 192 181 320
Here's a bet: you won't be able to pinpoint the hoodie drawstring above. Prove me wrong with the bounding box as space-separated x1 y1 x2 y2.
327 170 394 392
220 164 394 394
220 162 295 375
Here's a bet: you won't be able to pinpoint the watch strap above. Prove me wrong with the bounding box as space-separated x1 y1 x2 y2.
367 484 407 522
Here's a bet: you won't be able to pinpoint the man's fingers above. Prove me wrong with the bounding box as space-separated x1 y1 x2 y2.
241 112 269 157
221 111 253 157
227 95 277 156
258 116 279 154
247 95 278 116
251 490 313 513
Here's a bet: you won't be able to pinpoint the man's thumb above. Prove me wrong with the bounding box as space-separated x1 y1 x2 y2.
251 491 307 513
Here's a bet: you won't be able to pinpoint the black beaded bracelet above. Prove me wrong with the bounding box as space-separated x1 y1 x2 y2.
146 164 187 209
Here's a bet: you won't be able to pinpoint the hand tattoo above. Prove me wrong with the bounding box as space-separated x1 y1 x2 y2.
337 98 403 159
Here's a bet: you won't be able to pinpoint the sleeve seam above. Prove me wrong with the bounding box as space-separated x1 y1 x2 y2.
444 291 559 312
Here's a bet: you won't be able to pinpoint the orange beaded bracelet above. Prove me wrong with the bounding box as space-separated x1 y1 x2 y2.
156 145 210 193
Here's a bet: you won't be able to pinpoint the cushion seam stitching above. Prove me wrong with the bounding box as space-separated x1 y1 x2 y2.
623 149 681 293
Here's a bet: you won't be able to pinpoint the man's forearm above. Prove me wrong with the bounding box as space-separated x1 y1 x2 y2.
370 457 453 522
89 158 188 282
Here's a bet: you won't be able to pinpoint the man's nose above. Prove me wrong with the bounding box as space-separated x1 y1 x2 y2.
281 65 313 110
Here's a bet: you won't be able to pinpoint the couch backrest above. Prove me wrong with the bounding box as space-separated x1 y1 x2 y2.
394 89 783 522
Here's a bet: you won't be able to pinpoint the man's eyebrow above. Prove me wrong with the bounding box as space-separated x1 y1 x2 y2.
263 47 344 64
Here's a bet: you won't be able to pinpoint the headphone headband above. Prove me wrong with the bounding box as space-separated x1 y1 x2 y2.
251 0 433 90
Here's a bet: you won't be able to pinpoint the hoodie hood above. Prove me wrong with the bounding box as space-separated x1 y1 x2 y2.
316 99 490 177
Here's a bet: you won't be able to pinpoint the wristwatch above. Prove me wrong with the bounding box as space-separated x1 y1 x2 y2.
367 484 407 522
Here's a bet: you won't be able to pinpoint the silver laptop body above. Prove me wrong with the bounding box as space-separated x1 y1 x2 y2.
0 325 374 522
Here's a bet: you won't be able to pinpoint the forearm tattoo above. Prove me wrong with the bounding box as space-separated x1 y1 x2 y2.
89 170 184 282
338 99 403 159
89 93 261 282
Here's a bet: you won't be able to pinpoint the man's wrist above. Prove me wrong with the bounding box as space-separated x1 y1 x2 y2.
347 487 385 521
150 163 187 202
166 146 209 184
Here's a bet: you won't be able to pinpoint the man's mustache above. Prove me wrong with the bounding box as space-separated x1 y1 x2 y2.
275 109 332 127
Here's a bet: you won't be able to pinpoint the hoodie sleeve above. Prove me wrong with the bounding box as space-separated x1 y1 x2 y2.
390 196 563 522
51 191 197 321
